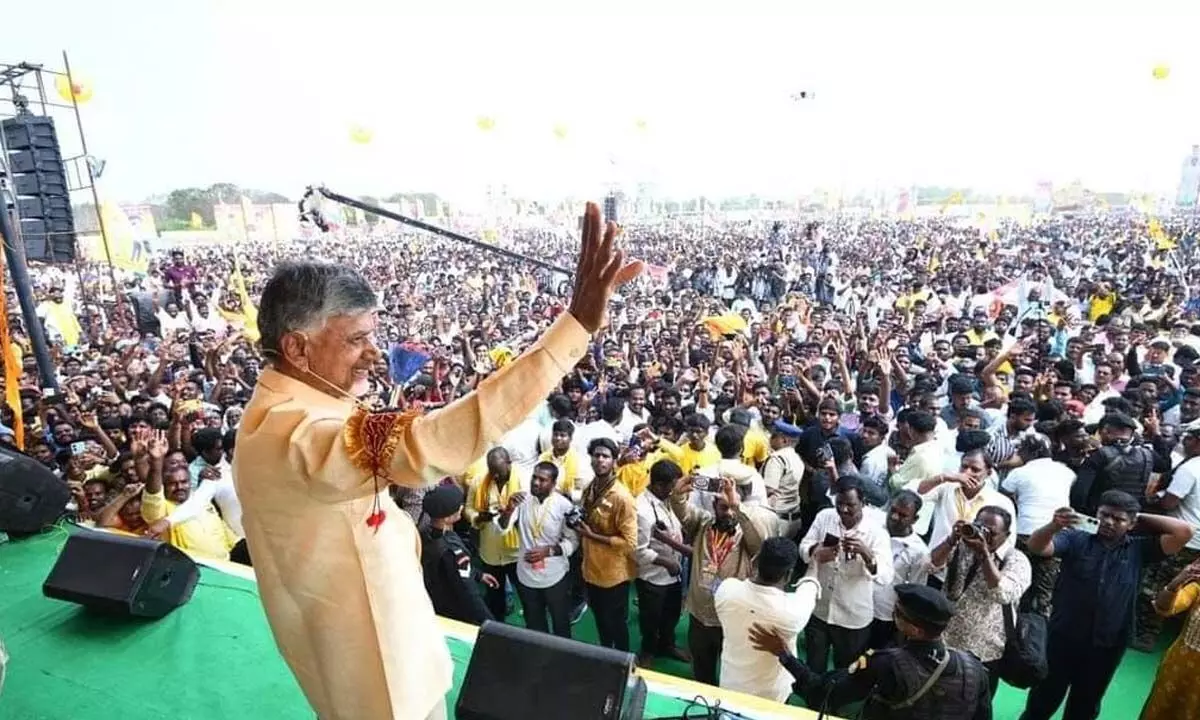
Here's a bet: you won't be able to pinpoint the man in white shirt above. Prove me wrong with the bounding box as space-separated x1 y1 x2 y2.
616 387 652 441
634 460 691 666
857 415 894 489
889 410 944 536
917 448 1017 559
1002 435 1076 615
799 476 894 671
1135 424 1200 648
693 425 769 510
156 300 192 336
715 537 820 703
499 461 578 638
1160 426 1200 551
571 397 625 486
500 411 544 479
871 490 930 649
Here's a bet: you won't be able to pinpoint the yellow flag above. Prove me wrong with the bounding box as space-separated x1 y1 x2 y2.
940 192 964 214
0 257 23 448
227 255 260 341
702 314 748 338
99 201 148 273
189 211 203 229
1149 218 1178 250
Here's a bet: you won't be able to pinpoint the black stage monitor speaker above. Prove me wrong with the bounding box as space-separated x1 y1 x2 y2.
43 532 199 619
456 621 647 720
0 445 70 534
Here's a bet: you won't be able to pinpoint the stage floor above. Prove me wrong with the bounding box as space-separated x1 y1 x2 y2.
0 527 814 719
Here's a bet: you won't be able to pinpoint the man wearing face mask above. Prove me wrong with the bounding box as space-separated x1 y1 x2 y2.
1071 412 1170 515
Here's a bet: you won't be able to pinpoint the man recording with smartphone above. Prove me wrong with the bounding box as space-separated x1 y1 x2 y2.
670 473 777 684
1021 492 1193 720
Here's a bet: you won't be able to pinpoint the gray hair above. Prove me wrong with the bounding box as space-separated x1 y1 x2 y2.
257 261 378 359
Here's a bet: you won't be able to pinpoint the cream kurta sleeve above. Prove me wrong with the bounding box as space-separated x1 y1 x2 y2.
290 313 590 503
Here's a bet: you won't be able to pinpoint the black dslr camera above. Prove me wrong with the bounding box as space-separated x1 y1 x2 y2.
961 521 993 545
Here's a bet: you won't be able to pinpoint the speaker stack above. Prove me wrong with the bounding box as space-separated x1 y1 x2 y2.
1 115 77 263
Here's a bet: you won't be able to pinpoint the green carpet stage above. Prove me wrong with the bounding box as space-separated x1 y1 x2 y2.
0 527 1164 719
0 528 815 720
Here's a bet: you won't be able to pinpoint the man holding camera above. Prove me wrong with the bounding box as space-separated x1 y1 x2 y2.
497 461 578 638
574 437 638 651
930 506 1031 695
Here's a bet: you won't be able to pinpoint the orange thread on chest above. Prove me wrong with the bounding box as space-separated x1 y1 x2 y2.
345 406 423 532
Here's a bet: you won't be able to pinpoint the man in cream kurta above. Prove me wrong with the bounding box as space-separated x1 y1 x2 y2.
235 317 587 719
234 203 639 720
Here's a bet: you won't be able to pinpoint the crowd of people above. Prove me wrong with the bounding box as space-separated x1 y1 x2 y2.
11 205 1200 719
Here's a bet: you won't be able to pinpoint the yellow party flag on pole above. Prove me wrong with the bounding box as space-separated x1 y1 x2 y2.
1149 218 1178 250
99 200 148 273
226 254 260 342
0 253 24 448
940 192 964 214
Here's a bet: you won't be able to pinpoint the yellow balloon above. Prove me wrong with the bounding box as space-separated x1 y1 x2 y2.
476 116 496 132
55 75 93 104
1152 65 1170 80
349 125 373 144
552 123 568 141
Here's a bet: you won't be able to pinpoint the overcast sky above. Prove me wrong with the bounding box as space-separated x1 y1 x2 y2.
6 0 1199 204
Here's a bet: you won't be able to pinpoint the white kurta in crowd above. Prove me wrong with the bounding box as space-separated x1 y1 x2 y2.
715 576 821 702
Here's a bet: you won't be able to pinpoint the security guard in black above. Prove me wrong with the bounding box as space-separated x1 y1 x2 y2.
419 483 494 625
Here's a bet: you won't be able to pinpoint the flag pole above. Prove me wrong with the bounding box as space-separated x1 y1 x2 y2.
63 51 122 311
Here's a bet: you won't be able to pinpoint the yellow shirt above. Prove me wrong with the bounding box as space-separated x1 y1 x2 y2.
741 428 770 468
1088 293 1116 322
233 313 589 720
965 329 999 347
661 439 720 476
538 448 580 497
141 488 237 560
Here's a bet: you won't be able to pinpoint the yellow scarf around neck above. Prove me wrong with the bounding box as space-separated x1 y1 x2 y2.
474 470 521 550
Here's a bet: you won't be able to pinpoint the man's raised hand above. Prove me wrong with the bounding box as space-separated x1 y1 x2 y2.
568 202 644 332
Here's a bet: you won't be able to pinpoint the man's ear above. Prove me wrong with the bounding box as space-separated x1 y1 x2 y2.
278 332 309 372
